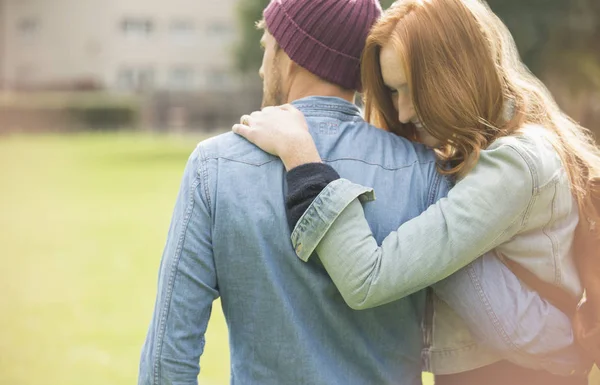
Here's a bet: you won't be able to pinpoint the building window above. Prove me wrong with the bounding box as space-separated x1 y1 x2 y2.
170 20 196 45
117 68 135 90
121 18 154 39
138 68 155 90
206 21 232 37
116 67 154 91
206 69 230 90
169 67 196 91
17 18 40 40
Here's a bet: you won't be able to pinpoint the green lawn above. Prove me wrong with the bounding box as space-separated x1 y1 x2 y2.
0 133 230 385
0 133 595 385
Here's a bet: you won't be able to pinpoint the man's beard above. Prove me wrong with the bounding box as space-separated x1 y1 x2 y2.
261 68 285 108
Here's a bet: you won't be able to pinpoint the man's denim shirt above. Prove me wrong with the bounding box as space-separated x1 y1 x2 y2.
138 97 581 385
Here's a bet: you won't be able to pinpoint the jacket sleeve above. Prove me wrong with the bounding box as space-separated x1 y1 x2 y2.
291 143 535 309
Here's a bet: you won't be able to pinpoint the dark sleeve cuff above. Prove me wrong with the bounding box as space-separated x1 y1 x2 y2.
285 163 340 231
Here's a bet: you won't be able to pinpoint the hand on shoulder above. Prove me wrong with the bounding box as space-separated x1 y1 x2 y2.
232 104 321 170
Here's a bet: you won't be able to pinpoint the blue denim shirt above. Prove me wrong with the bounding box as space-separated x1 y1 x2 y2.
139 96 445 385
138 97 584 385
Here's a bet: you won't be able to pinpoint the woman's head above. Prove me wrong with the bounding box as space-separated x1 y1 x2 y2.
362 0 600 210
363 0 514 172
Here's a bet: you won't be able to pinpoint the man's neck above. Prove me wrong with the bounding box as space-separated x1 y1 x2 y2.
286 74 355 104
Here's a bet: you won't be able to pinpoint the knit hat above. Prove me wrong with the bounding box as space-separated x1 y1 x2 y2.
264 0 382 91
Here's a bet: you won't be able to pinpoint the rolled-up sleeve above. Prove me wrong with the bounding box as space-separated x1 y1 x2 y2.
291 178 375 262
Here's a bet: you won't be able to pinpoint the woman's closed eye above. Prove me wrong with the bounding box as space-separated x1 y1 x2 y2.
387 84 408 95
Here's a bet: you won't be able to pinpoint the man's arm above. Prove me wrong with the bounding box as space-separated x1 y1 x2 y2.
139 145 219 385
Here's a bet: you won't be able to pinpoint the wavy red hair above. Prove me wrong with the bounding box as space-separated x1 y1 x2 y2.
361 0 600 208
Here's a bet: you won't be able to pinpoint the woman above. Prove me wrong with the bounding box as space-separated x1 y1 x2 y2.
233 0 600 383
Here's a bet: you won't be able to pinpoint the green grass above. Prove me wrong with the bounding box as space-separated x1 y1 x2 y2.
0 133 229 385
0 133 595 385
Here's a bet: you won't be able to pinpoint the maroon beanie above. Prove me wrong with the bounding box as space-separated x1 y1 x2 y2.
264 0 382 91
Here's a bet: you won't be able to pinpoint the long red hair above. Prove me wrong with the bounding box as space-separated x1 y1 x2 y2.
361 0 600 212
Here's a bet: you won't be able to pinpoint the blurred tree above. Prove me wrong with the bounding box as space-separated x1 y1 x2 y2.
487 0 600 72
234 0 270 74
487 0 567 70
380 0 396 8
489 0 600 130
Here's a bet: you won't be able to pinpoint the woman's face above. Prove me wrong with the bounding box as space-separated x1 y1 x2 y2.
379 43 440 148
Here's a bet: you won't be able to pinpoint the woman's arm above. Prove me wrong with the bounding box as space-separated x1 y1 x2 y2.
292 142 535 309
283 147 588 374
231 106 541 313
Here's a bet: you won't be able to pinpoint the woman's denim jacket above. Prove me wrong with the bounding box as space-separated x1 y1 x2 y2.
289 126 588 375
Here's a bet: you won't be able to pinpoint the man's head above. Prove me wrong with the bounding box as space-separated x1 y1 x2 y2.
258 0 382 108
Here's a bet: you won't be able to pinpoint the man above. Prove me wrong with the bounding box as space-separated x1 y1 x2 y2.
139 0 583 384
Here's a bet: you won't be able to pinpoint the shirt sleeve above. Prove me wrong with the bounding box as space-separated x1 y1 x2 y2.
138 145 219 385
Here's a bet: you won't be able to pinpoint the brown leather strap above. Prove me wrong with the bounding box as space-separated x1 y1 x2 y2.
498 253 579 318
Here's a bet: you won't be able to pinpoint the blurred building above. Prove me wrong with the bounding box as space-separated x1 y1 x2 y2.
0 0 242 92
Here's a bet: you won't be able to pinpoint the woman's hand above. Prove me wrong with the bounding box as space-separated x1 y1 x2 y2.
232 104 322 170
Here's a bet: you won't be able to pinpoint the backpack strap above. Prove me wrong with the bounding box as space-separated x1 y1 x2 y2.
497 253 578 318
499 253 597 369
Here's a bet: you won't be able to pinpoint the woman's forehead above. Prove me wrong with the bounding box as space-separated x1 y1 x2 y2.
379 43 407 86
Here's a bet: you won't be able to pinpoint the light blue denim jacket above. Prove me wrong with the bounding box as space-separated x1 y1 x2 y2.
291 123 589 375
139 97 584 385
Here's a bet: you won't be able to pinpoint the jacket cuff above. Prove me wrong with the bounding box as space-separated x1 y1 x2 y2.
290 178 375 262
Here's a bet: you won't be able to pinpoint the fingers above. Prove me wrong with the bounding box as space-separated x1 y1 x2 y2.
240 114 253 126
232 124 254 142
261 106 277 112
